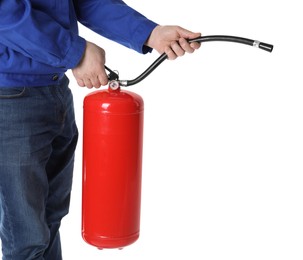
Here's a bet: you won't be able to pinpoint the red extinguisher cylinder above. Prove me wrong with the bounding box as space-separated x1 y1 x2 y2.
82 86 144 249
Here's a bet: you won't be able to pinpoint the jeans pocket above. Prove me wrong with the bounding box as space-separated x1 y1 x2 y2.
0 87 26 99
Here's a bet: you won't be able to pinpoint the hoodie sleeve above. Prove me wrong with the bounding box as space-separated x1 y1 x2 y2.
0 0 86 69
73 0 158 54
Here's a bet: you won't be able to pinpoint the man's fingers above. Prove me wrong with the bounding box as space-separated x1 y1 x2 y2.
76 79 85 87
83 78 93 89
171 40 185 57
90 76 101 89
98 72 109 86
165 45 177 60
190 41 201 50
179 38 196 53
166 38 200 59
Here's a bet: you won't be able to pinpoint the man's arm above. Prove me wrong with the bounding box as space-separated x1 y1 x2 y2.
73 0 158 54
0 0 85 69
72 0 201 88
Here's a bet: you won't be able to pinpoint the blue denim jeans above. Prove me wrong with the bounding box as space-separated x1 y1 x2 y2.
0 76 78 259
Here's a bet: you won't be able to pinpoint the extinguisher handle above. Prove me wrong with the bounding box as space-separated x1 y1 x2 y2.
106 35 274 87
105 65 119 81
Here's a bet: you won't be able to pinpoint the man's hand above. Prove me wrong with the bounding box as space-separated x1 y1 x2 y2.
145 25 201 60
72 41 108 88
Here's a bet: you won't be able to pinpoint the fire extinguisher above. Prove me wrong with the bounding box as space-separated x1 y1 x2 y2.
82 35 273 250
82 83 144 249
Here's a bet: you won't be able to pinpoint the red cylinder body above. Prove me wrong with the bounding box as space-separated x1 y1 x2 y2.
82 86 144 249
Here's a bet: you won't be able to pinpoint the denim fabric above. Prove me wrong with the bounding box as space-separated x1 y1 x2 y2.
0 76 78 259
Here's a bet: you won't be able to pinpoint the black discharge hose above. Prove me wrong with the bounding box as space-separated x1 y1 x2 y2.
115 35 274 87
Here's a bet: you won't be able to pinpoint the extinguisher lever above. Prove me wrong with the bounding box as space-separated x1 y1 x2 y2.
105 65 119 81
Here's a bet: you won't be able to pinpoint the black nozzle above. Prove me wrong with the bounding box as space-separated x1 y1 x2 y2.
259 42 274 52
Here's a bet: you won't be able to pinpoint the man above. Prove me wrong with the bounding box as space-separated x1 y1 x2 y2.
0 0 200 259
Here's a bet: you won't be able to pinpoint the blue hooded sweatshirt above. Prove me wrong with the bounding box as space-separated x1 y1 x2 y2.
0 0 158 87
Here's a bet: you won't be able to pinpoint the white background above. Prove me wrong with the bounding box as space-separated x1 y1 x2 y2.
4 0 303 259
62 0 303 259
59 0 303 259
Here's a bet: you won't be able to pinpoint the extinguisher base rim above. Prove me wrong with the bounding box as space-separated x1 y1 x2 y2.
82 231 139 249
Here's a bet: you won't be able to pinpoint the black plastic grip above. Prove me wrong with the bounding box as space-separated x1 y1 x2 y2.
259 42 274 52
